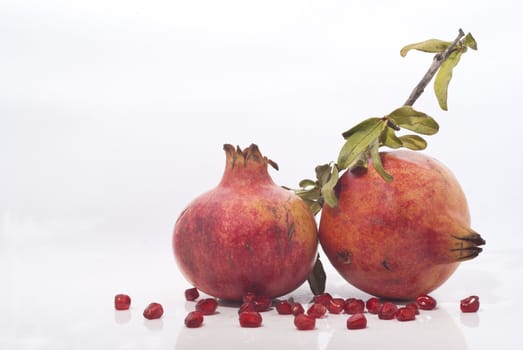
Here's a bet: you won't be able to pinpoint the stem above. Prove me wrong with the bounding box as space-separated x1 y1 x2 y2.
404 29 465 106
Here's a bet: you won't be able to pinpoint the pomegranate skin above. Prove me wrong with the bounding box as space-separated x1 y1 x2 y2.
319 150 485 300
173 144 318 301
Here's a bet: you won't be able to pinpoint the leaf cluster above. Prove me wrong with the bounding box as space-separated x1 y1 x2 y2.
289 30 477 212
401 32 477 110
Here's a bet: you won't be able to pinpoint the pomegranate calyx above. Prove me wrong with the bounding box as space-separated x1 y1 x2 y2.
450 230 486 261
223 144 278 170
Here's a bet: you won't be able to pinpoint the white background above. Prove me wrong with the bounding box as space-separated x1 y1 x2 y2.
1 0 522 349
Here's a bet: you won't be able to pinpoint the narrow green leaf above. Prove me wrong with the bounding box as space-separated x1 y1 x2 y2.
315 164 332 186
295 187 321 201
380 126 403 149
308 202 322 216
370 141 393 182
321 165 339 208
388 106 439 135
298 179 317 188
307 255 327 295
341 117 382 139
398 134 427 150
464 33 478 50
337 119 387 169
351 152 370 169
434 49 463 110
400 39 452 57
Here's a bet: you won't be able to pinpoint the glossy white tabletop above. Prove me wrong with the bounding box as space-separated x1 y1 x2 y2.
1 220 521 349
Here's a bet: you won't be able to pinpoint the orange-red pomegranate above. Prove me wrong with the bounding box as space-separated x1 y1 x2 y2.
173 144 318 301
319 150 485 300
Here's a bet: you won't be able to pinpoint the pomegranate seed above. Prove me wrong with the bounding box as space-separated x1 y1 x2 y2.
184 311 204 328
344 298 365 314
366 297 382 314
294 313 316 330
347 313 367 330
416 294 437 310
243 292 257 303
460 295 480 313
239 311 263 327
196 298 218 315
327 298 345 314
238 302 256 314
184 287 199 301
405 302 420 315
307 303 327 318
143 302 164 320
396 307 416 321
275 300 293 315
378 302 398 320
253 295 272 312
114 294 131 310
241 293 271 312
291 303 305 315
313 293 333 306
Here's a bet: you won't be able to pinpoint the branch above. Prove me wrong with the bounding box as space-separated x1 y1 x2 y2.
404 29 465 107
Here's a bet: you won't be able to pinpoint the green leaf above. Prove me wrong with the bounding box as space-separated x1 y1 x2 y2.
321 165 339 208
400 39 452 57
298 179 317 188
307 255 327 295
338 118 387 169
464 33 478 50
398 134 428 150
341 117 382 139
295 187 321 201
388 106 439 135
315 164 332 186
308 202 322 216
434 49 463 110
370 141 393 182
380 126 403 149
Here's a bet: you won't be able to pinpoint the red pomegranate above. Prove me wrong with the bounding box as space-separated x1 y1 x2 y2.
173 144 318 301
319 150 485 300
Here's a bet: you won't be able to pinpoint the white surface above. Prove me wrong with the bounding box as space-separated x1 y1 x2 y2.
2 0 523 349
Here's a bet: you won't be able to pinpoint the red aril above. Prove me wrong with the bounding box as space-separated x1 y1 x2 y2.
416 294 437 310
238 302 256 314
294 313 316 330
396 307 416 321
185 287 200 301
347 313 367 330
313 293 333 306
378 302 398 320
242 292 257 303
327 298 345 314
365 297 382 314
239 311 263 328
252 295 272 312
307 303 327 318
184 311 204 328
143 302 164 320
291 303 305 316
405 302 419 315
344 298 364 314
196 298 218 315
114 294 131 310
173 144 318 301
460 295 480 313
275 300 293 315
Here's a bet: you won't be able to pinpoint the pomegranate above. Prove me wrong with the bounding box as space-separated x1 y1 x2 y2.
319 150 485 300
173 144 318 301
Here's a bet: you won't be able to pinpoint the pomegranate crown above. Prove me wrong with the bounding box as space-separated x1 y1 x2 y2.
223 144 279 171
